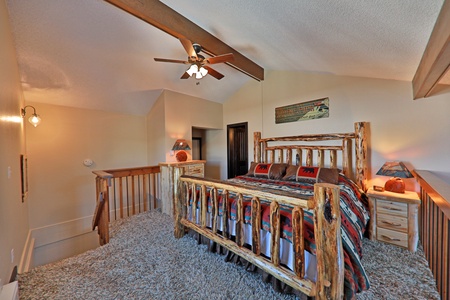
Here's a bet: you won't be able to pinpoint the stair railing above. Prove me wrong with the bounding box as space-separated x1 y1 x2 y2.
92 166 161 245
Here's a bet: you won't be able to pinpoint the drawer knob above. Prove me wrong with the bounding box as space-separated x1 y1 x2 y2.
381 221 401 226
381 234 401 241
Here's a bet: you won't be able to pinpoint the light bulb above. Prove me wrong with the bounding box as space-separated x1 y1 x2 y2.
199 67 208 77
186 64 198 76
29 114 41 127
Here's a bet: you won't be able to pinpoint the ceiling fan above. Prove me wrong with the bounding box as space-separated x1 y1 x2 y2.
154 38 235 80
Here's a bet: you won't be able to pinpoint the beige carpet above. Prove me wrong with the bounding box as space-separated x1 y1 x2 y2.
18 210 439 299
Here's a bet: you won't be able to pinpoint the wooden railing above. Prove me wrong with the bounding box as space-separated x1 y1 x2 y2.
416 170 450 300
92 166 161 245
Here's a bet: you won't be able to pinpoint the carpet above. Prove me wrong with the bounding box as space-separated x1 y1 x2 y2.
18 210 439 299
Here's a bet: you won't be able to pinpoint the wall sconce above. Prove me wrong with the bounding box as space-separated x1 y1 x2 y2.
172 139 191 162
375 161 414 193
21 105 42 127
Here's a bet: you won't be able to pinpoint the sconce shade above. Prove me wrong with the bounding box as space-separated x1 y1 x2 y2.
376 161 413 193
21 105 42 127
172 139 191 151
29 115 41 127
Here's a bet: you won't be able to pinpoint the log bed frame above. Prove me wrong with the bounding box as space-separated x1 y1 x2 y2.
174 122 369 299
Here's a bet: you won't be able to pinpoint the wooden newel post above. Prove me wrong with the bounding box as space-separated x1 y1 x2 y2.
174 176 185 238
314 183 344 300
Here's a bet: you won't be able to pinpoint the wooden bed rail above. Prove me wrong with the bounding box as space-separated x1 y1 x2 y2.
415 170 450 300
92 166 161 245
175 175 344 299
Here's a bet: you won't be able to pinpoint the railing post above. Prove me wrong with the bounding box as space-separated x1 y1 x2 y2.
314 183 343 300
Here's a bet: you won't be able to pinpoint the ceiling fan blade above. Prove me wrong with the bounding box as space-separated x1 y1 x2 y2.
203 66 224 80
205 53 235 65
179 38 198 60
180 72 190 79
154 58 189 64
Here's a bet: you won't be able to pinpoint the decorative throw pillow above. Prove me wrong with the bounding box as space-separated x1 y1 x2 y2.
282 165 339 184
245 162 288 180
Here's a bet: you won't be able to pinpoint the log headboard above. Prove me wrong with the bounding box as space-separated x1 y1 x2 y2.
253 122 369 191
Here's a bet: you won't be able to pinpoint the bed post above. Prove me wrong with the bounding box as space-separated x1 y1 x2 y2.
314 183 344 299
354 122 369 192
254 132 261 163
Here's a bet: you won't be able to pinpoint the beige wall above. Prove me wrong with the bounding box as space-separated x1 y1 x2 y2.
221 70 450 190
0 0 29 286
147 93 166 165
147 90 223 170
25 102 148 266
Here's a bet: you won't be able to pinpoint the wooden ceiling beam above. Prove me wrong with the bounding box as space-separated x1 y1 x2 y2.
104 0 264 81
412 0 450 99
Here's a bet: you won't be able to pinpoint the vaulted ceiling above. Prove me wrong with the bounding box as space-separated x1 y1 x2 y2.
6 0 446 115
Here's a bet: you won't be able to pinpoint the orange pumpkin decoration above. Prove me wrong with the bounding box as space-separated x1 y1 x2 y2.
384 177 405 193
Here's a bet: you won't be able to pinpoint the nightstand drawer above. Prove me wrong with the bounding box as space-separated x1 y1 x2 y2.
376 199 407 217
186 164 204 177
377 214 408 233
377 227 408 248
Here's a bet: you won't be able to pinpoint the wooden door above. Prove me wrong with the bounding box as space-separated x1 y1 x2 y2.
227 122 248 179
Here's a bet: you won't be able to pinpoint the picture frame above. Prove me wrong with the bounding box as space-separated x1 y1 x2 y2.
20 154 28 202
275 97 329 124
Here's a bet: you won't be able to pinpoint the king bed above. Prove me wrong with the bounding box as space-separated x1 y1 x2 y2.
173 122 370 299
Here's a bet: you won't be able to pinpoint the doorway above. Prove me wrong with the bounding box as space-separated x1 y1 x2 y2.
227 122 248 179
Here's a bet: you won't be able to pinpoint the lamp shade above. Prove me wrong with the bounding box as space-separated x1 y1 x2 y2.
376 161 413 178
376 161 413 193
171 139 191 151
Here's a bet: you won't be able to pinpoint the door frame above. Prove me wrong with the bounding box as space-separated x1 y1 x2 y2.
227 122 248 179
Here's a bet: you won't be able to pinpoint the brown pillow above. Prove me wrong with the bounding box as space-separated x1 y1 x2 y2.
282 166 339 184
245 162 288 180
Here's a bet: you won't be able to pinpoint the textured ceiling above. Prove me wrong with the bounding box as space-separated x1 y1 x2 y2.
6 0 445 115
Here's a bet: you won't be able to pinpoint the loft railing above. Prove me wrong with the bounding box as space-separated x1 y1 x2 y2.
92 166 161 245
415 170 450 300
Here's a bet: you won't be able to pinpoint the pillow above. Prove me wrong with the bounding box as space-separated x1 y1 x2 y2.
245 162 288 180
282 166 339 184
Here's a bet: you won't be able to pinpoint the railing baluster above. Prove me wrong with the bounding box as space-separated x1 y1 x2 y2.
119 177 124 219
143 174 148 212
131 176 136 215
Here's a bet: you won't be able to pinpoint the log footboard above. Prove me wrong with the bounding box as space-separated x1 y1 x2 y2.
174 176 344 299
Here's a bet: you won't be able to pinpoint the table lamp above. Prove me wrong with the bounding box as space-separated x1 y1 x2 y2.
172 139 191 162
375 161 414 193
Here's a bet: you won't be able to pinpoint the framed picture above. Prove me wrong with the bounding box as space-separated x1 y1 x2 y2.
275 97 329 124
20 154 28 202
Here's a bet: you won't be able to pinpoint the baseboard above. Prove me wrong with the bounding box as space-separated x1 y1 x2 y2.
0 281 19 300
18 231 34 274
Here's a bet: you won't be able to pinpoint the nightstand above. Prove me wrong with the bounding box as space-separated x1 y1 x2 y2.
159 160 206 216
367 188 420 252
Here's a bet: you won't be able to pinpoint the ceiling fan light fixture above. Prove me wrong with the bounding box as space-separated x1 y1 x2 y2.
199 66 208 77
186 64 198 76
195 71 203 80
